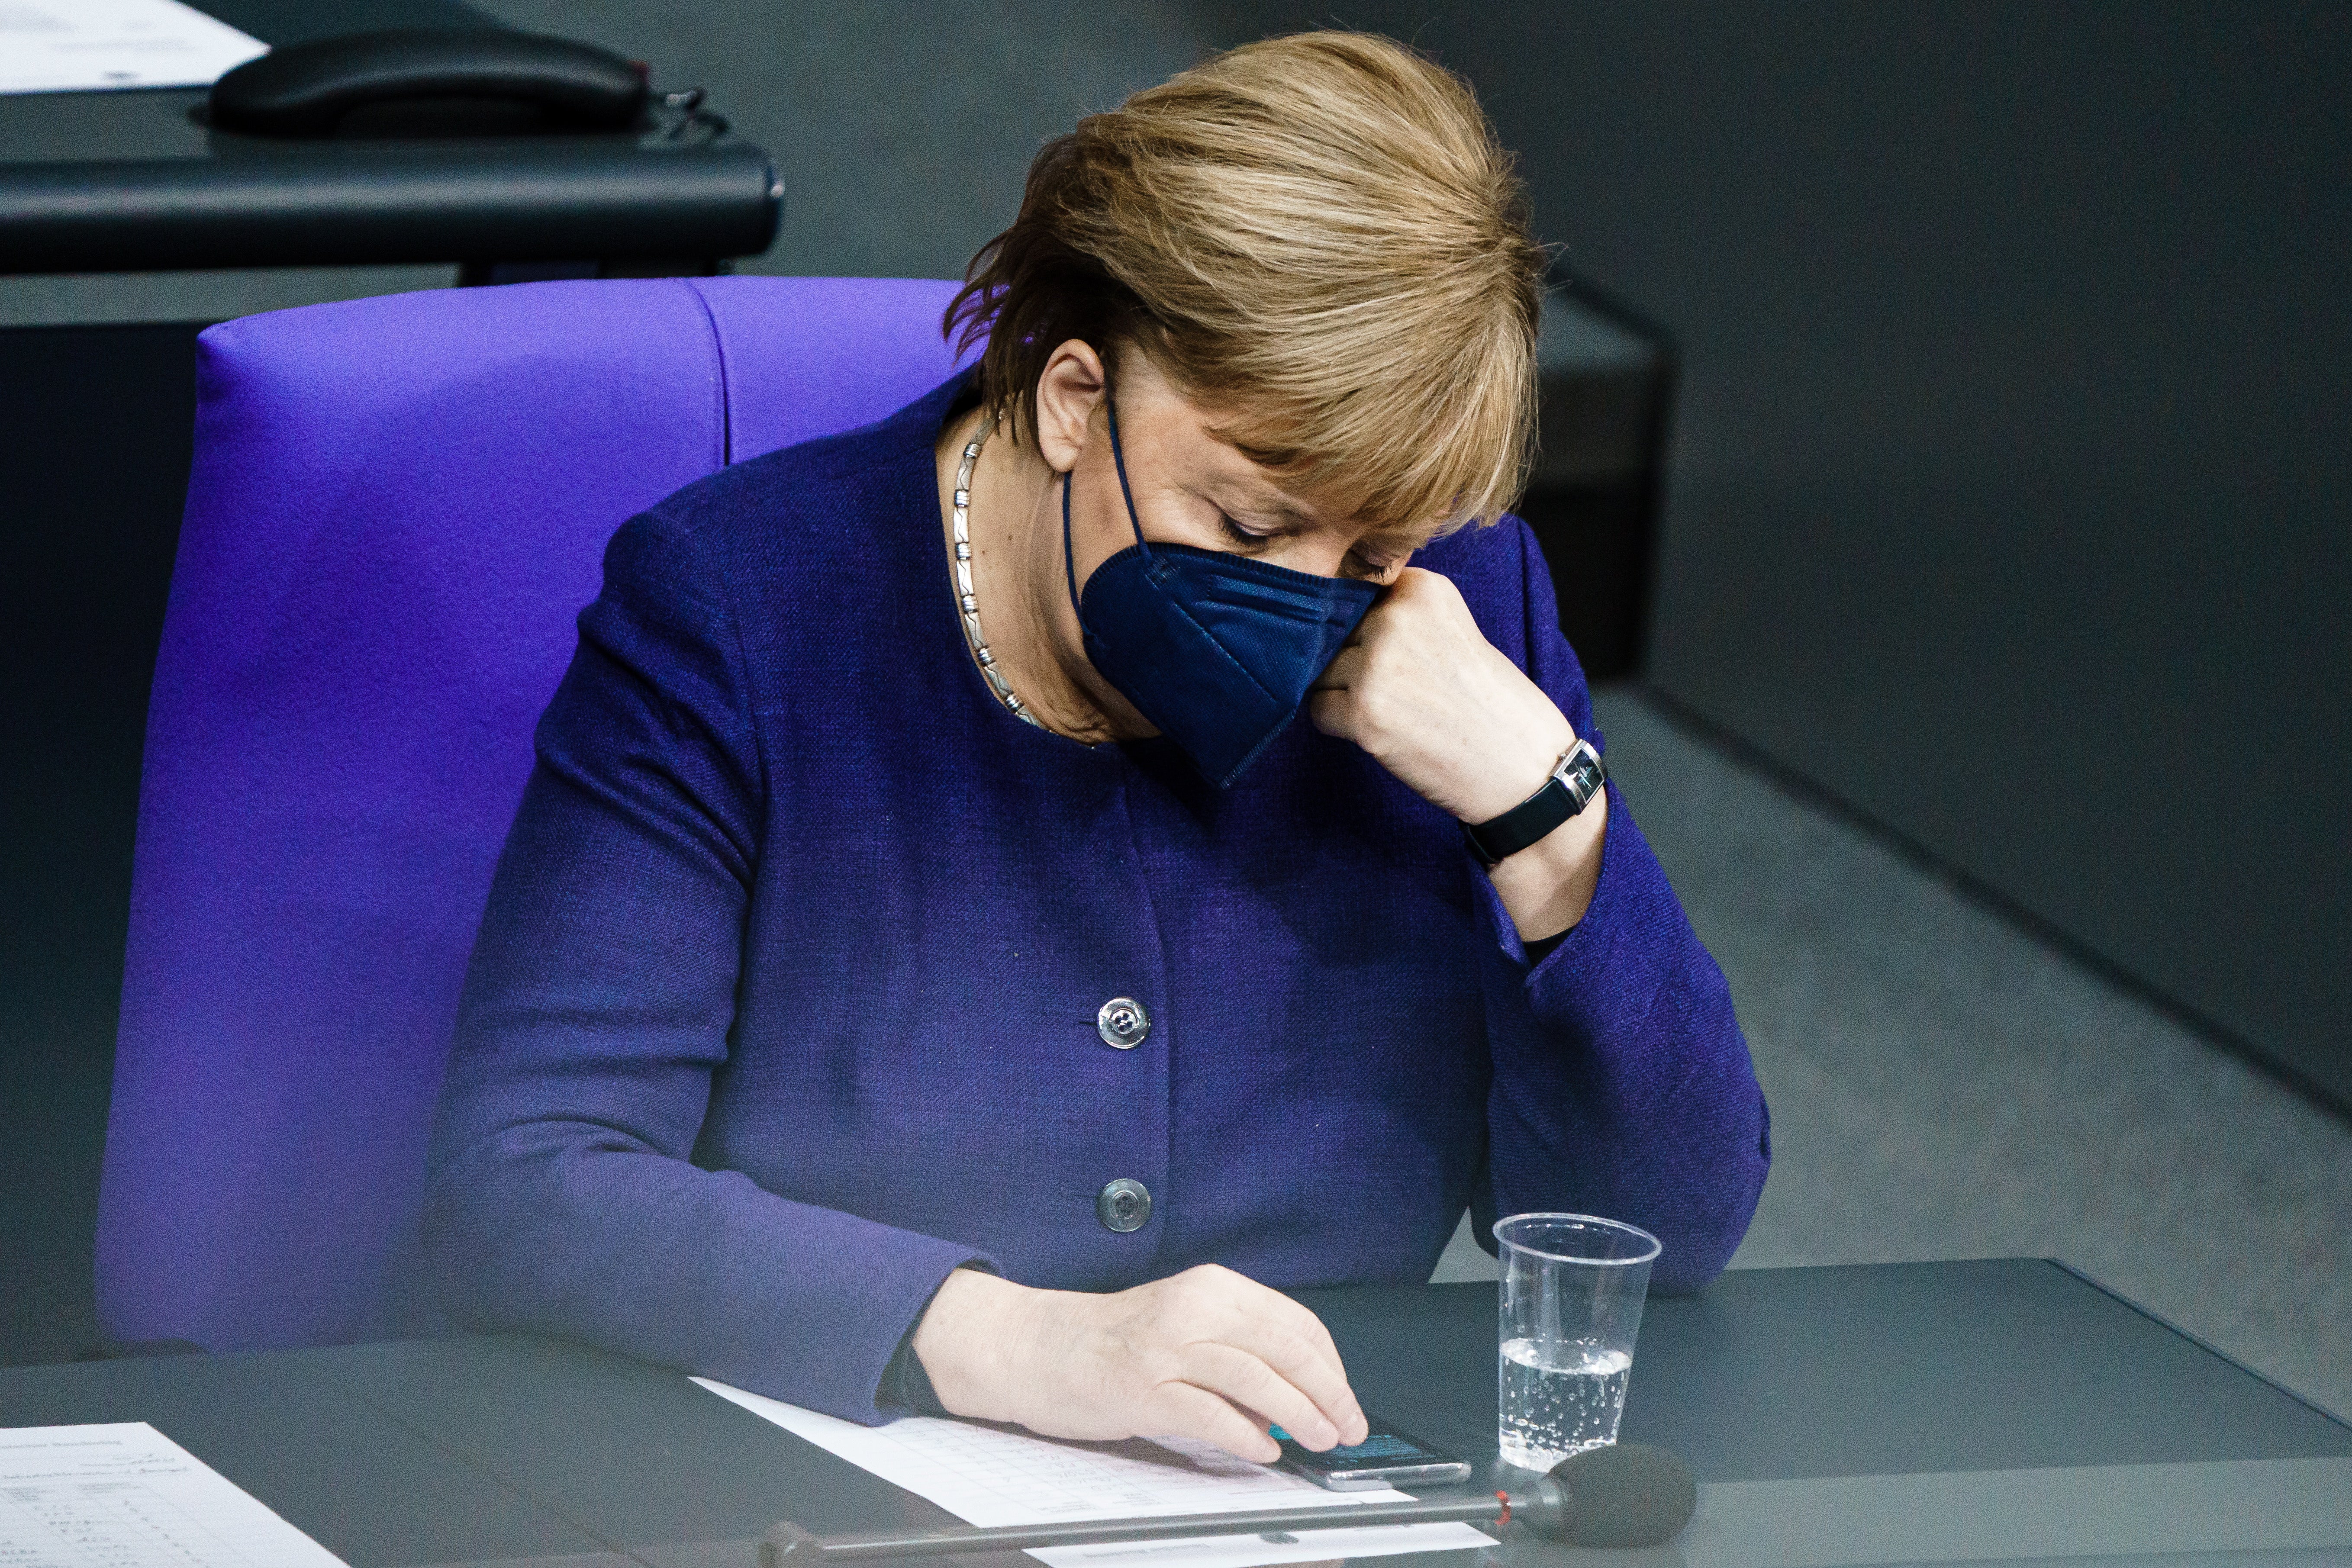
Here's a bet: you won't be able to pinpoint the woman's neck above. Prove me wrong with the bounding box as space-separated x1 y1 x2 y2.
934 405 1135 745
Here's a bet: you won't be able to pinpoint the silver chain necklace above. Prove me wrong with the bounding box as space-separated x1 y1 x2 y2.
950 424 1046 728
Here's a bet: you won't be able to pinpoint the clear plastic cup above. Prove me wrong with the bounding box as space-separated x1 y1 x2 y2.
1494 1212 1662 1471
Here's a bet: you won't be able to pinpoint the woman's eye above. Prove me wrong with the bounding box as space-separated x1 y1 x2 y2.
1218 514 1269 547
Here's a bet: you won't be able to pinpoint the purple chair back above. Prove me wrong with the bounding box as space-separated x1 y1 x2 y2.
98 277 969 1351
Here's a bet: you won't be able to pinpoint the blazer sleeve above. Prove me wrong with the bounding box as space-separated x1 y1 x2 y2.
419 502 994 1423
1464 520 1771 1293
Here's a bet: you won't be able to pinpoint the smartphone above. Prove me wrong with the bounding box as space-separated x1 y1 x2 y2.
1271 1418 1472 1491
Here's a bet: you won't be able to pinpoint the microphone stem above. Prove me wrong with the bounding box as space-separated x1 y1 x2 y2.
787 1494 1509 1561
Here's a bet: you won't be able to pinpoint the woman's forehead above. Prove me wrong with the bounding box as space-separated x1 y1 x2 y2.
1193 435 1440 551
1132 363 1450 548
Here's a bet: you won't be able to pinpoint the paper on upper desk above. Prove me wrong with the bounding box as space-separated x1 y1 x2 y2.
694 1379 1494 1568
0 0 267 96
0 1422 350 1568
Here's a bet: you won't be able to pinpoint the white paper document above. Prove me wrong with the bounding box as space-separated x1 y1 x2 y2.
695 1379 1493 1568
0 0 267 95
0 1423 350 1568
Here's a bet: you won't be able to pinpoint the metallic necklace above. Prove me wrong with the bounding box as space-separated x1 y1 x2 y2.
950 424 1045 728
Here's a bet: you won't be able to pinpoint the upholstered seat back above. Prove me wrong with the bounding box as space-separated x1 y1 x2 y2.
99 276 966 1350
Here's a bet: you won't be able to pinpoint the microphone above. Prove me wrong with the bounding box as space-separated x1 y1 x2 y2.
758 1442 1696 1564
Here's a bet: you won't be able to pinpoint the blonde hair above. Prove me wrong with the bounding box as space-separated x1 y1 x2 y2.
945 31 1543 536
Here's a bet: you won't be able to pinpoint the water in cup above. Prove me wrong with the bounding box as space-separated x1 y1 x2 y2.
1498 1336 1633 1469
1494 1212 1659 1472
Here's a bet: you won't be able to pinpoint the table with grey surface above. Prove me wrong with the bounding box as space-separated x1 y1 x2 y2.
3 1262 2347 1568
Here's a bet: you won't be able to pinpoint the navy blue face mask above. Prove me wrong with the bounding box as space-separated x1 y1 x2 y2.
1064 397 1380 787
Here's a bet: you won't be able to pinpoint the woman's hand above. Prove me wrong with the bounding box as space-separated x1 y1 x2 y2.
1307 569 1569 822
1307 568 1606 938
909 1265 1369 1462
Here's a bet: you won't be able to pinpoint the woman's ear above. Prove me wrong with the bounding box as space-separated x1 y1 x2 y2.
1033 340 1108 475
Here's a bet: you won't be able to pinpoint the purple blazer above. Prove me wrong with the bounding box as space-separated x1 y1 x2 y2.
420 373 1769 1423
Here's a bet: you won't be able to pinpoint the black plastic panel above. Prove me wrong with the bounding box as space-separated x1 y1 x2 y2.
0 140 779 274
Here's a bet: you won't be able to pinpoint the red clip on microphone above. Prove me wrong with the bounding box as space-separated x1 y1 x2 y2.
758 1442 1697 1564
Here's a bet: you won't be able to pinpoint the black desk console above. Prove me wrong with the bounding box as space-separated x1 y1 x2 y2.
0 0 780 278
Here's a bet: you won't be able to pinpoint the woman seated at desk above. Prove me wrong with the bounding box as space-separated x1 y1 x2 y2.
422 31 1769 1462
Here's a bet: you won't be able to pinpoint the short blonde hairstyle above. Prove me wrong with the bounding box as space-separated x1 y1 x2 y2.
945 31 1543 537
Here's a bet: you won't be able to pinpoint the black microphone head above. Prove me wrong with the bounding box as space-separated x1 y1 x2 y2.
1547 1443 1697 1548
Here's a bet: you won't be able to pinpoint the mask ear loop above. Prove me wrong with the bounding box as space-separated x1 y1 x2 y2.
1104 393 1151 557
1062 467 1082 620
1063 390 1153 620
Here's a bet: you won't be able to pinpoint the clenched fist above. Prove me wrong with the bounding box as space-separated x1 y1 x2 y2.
1308 567 1606 938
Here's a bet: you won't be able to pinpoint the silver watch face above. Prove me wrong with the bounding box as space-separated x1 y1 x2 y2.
1560 746 1605 810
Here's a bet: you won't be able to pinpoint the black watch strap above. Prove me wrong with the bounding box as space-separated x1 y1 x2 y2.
1462 739 1607 866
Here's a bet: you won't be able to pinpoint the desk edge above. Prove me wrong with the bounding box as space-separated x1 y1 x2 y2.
2045 1258 2352 1431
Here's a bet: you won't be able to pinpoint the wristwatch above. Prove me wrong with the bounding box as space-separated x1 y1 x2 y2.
1461 738 1607 866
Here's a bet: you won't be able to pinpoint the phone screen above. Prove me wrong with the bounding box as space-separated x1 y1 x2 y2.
1271 1420 1469 1488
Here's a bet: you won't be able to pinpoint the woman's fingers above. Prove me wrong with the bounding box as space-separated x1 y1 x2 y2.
1218 1318 1364 1446
1312 643 1367 690
1258 1309 1369 1445
1145 1378 1283 1463
1179 1275 1367 1449
1305 646 1365 738
1304 689 1351 740
1178 1340 1339 1449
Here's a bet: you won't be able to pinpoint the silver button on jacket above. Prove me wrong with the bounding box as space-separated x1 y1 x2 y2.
1096 1178 1152 1232
1096 996 1150 1049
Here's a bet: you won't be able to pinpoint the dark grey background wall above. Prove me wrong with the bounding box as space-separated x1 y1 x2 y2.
1205 0 2351 1104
